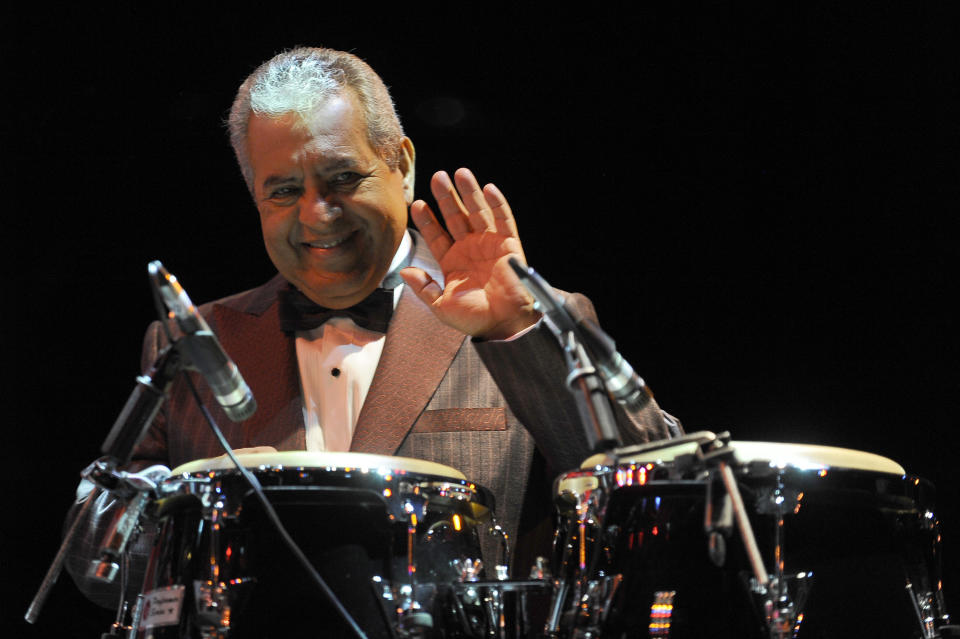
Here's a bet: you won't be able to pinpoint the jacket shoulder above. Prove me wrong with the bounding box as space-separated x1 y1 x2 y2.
197 273 288 317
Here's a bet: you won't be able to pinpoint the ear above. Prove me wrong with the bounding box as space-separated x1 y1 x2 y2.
397 137 416 206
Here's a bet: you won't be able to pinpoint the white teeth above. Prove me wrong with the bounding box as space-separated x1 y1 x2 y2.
307 236 349 249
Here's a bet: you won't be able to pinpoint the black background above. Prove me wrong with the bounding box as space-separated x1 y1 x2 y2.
5 5 958 636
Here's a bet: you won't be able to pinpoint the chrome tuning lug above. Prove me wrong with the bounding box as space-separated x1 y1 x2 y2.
192 577 256 639
572 574 622 637
529 556 551 581
750 571 813 639
451 558 483 582
371 576 437 639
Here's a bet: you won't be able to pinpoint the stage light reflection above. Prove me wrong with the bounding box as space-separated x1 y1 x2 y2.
649 590 676 637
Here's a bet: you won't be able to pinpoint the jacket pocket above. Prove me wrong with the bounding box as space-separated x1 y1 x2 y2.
412 408 507 432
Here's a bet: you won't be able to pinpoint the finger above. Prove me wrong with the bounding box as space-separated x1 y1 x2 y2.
430 170 472 240
411 200 453 261
454 168 495 232
399 266 444 308
483 182 520 238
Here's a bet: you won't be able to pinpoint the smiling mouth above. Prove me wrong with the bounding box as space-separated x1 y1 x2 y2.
302 231 356 250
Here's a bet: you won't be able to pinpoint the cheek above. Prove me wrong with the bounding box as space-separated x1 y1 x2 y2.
258 208 290 244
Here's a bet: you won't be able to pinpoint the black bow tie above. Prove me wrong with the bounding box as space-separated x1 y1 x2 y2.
278 286 395 334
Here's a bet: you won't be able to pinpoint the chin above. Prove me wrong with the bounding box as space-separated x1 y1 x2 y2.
297 273 380 307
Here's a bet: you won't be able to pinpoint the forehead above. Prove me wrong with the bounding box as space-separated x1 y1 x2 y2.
246 92 376 173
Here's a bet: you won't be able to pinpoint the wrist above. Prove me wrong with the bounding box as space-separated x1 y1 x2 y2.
475 310 541 341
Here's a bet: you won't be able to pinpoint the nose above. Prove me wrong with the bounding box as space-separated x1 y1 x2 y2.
301 196 343 226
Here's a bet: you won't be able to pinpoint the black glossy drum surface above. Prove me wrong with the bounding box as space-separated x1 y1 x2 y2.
136 454 495 639
553 442 948 639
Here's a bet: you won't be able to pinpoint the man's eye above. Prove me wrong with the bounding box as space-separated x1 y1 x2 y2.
329 172 365 189
268 186 302 200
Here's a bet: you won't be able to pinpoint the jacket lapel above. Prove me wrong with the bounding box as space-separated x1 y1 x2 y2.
350 231 464 454
350 286 465 454
206 230 462 456
211 276 305 451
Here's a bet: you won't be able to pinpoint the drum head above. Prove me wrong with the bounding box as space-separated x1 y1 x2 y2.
582 438 905 475
172 450 467 479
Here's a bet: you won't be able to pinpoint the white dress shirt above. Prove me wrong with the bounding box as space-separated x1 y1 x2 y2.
295 231 414 452
294 231 536 452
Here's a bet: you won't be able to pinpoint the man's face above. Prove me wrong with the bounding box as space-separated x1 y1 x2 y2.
247 91 414 308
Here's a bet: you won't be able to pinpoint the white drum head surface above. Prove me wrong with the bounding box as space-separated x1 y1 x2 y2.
172 451 467 480
584 439 904 475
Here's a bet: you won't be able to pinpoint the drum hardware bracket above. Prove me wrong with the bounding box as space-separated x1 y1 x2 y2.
27 325 183 624
700 443 815 639
699 446 768 590
545 578 568 637
373 567 545 639
546 464 617 639
605 430 721 470
703 451 736 567
453 579 551 639
906 578 951 639
568 574 623 639
747 572 813 639
80 460 173 583
375 571 552 639
193 577 257 639
488 518 512 578
529 556 551 580
707 530 728 567
371 576 440 639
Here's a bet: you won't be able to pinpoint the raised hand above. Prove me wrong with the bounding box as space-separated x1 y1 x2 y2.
400 168 540 340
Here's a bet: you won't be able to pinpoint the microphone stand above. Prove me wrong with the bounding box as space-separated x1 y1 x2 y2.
29 261 368 638
508 258 622 453
25 343 183 624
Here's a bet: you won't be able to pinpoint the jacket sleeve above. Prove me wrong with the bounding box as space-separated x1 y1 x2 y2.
472 292 682 474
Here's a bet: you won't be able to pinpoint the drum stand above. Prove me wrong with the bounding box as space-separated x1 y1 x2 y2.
370 506 548 639
701 439 812 639
546 433 817 639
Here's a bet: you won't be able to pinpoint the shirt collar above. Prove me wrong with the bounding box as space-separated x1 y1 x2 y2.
380 230 413 290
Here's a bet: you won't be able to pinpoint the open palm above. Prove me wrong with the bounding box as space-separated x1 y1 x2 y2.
401 168 540 340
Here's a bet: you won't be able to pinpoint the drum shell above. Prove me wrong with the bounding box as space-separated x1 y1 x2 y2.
554 461 946 639
139 463 493 639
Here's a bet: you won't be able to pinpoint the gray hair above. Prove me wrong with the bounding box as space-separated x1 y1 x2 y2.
228 47 405 194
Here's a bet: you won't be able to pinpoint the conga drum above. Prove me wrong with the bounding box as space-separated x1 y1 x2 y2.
133 451 500 638
549 434 950 638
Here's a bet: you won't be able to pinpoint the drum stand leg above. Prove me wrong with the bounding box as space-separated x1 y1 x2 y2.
190 485 255 638
544 476 620 639
708 461 812 639
371 523 440 639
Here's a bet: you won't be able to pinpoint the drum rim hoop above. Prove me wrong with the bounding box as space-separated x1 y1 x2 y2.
171 451 468 480
580 439 906 475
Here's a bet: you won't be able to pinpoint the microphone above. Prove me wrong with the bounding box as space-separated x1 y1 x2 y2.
508 257 652 411
572 316 653 412
149 261 257 422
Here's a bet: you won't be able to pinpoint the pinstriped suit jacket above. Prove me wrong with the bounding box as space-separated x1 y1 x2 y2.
68 233 677 607
130 232 675 569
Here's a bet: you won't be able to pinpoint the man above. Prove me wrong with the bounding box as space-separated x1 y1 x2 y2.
71 47 677 610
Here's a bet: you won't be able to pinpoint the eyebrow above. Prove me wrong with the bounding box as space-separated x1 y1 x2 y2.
316 156 361 173
261 175 300 190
